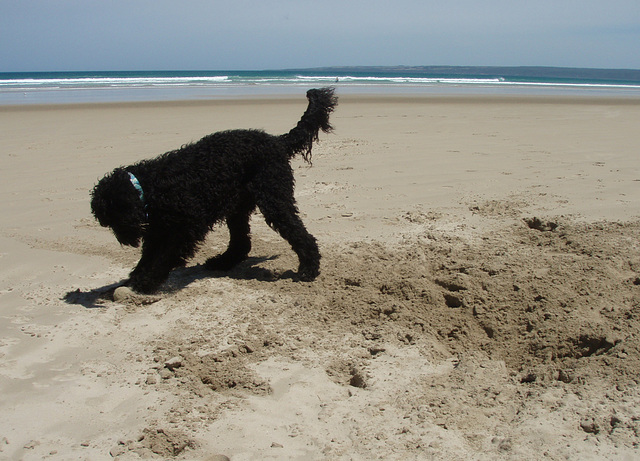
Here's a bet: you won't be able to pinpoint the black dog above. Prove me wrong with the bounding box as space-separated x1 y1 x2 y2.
91 88 337 293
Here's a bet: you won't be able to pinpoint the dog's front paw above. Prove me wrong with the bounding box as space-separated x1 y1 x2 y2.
295 265 319 282
127 275 162 294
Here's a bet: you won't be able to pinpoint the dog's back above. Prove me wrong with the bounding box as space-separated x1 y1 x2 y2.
142 87 337 172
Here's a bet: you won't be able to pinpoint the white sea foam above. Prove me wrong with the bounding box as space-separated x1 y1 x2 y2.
0 76 230 89
295 75 504 85
2 71 639 105
3 74 639 91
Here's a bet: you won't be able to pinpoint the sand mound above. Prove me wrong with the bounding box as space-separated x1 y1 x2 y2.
81 215 640 459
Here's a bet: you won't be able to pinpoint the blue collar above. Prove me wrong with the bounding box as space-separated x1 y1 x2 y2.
128 172 145 205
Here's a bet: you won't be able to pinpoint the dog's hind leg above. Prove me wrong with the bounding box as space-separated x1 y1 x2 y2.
205 198 254 272
255 193 320 282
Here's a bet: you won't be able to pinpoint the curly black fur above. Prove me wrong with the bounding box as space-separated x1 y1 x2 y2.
91 88 337 293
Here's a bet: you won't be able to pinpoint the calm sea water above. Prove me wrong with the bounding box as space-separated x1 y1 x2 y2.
2 67 640 105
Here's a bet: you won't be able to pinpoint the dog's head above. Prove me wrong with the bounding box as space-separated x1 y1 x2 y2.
91 168 147 247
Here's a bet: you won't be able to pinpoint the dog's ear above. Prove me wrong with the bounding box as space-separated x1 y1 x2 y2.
91 168 133 224
91 168 146 247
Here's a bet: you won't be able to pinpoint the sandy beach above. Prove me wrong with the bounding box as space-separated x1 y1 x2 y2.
1 93 640 459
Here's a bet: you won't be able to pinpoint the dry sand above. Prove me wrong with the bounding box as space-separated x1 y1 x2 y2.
1 94 640 460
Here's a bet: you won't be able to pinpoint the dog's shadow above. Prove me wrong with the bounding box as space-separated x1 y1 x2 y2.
166 254 295 289
63 255 287 309
63 282 123 309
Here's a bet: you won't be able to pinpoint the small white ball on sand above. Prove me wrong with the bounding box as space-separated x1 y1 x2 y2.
113 286 136 302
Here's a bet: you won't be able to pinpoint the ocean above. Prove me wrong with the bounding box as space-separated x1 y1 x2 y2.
2 67 640 105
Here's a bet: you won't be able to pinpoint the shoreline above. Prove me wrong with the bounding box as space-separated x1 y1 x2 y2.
4 65 640 107
4 82 640 107
2 90 640 112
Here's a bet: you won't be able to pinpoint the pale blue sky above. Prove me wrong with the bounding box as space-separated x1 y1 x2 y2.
2 0 639 71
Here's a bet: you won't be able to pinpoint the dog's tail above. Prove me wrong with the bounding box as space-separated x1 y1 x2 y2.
280 87 338 163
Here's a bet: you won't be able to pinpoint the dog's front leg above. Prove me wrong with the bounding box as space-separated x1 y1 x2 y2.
127 238 182 294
